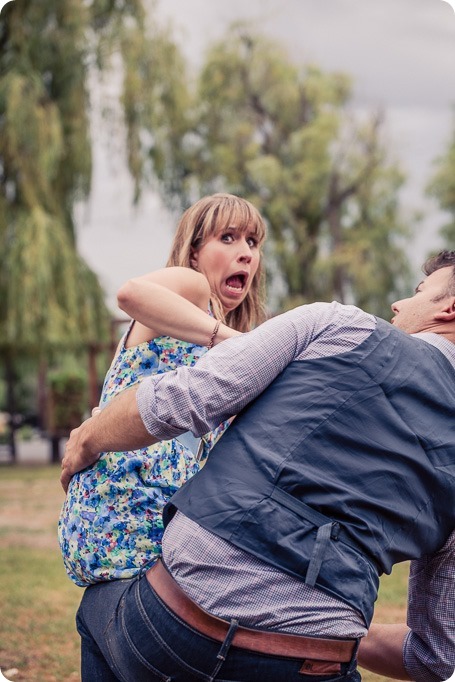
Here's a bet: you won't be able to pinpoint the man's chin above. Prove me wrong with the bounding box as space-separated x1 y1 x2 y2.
391 318 405 331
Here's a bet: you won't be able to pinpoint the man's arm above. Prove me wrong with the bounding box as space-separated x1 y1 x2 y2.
61 302 375 490
402 531 455 682
358 623 411 680
359 531 455 682
61 305 305 491
136 301 375 442
61 386 155 491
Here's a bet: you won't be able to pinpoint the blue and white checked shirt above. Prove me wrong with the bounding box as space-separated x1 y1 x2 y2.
137 301 455 681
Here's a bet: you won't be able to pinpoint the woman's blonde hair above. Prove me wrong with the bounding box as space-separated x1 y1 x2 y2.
166 193 266 332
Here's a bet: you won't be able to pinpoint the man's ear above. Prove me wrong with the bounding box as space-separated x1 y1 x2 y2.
434 297 455 322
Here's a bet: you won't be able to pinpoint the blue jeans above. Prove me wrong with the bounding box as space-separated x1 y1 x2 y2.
76 574 361 682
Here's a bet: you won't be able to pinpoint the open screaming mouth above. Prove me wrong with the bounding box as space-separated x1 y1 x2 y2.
226 274 246 291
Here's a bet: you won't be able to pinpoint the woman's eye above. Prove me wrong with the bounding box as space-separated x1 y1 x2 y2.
247 237 258 248
221 233 234 243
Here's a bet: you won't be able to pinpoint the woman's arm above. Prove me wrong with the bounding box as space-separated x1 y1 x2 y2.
117 266 239 347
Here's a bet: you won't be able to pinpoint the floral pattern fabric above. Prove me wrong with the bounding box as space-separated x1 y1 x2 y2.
58 324 228 586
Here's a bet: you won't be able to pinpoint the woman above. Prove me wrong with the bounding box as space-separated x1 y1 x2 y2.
58 193 267 585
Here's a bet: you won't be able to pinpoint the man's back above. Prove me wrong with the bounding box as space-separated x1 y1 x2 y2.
162 305 455 630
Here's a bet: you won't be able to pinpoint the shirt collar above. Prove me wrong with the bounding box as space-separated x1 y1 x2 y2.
412 332 455 371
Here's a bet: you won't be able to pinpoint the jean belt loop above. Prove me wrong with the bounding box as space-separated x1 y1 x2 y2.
209 618 239 681
348 637 361 672
136 566 146 581
136 556 158 582
305 522 333 587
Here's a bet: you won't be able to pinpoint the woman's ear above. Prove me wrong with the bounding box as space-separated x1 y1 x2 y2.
190 247 199 270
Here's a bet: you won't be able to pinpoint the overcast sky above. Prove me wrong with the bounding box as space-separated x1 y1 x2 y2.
77 0 455 309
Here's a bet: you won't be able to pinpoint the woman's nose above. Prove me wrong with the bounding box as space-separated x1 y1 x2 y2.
237 239 252 262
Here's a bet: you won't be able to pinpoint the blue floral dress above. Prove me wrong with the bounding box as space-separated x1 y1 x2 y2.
58 323 228 586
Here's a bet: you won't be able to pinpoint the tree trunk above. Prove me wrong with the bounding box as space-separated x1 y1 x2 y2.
4 355 17 463
37 358 47 432
88 345 100 411
50 435 61 464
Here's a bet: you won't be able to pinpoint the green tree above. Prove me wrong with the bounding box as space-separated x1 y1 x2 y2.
0 0 188 458
426 115 455 248
153 27 411 316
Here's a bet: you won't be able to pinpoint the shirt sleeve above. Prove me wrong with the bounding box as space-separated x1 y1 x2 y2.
403 530 455 682
136 301 375 441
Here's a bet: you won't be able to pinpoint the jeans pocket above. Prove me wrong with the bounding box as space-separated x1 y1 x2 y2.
103 597 172 682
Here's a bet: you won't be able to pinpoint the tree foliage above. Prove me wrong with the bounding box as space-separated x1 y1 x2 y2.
0 0 192 456
0 0 188 353
427 114 455 248
0 8 414 351
1 0 100 352
141 27 411 317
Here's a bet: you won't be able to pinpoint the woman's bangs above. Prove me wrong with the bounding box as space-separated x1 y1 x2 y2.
212 202 266 244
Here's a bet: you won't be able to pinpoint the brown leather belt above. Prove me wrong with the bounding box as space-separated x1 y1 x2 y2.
146 560 356 662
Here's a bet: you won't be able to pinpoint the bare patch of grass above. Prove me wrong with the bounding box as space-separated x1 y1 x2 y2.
0 465 408 681
0 465 65 551
0 466 82 681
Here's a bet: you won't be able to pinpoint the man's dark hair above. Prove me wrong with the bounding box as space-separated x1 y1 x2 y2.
423 250 455 296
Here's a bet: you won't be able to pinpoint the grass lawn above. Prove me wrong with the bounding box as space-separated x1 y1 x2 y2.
0 465 408 681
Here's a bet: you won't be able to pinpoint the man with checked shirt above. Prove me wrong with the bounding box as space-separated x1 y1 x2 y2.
62 251 455 682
